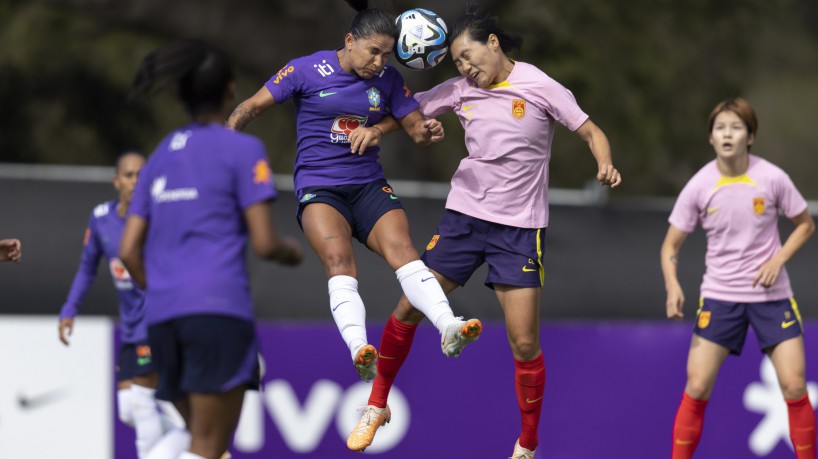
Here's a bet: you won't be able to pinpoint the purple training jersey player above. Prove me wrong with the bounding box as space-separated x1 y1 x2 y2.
265 49 418 192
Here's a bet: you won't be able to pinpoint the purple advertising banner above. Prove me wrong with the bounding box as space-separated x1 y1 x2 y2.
115 321 818 458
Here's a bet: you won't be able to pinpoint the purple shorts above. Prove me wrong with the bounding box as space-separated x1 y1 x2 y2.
148 315 261 401
296 179 404 244
694 297 803 355
116 341 154 382
421 209 546 289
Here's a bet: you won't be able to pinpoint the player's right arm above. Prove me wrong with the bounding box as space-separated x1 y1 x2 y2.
661 225 688 320
226 86 277 131
59 216 103 345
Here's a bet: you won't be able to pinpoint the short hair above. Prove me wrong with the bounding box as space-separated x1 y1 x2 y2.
707 98 758 137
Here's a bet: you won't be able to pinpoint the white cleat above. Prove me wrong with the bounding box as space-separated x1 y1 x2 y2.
353 343 378 382
441 317 482 357
509 439 535 459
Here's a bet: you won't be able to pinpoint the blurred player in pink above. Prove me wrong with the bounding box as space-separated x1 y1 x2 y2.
349 4 621 456
662 98 816 458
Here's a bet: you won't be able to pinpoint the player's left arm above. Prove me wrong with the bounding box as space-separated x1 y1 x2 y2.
397 110 444 146
119 215 148 289
754 209 815 288
575 119 621 188
349 112 444 155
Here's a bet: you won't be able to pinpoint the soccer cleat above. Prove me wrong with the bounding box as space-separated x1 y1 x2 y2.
509 439 535 459
347 405 391 451
441 317 482 357
353 344 378 382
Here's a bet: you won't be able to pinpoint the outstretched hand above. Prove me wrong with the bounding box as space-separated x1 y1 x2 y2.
419 118 445 144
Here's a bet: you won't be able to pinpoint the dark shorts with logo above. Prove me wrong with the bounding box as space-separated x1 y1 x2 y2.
421 209 546 289
296 178 404 244
694 297 803 355
116 341 155 381
148 315 261 401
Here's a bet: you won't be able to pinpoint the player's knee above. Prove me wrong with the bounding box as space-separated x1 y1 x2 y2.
684 379 713 400
510 341 540 361
780 379 807 400
322 253 355 276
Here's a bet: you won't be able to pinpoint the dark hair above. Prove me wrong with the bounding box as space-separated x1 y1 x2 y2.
450 2 523 53
708 97 758 138
114 151 145 172
129 39 233 116
343 0 398 39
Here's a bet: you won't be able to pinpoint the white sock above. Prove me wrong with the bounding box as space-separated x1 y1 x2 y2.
144 428 190 459
178 452 207 459
131 384 165 459
396 260 455 334
118 388 135 427
328 275 368 359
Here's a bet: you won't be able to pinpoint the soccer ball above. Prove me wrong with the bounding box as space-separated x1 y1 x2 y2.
394 8 448 70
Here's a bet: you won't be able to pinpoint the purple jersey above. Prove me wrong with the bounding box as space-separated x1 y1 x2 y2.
60 199 147 343
129 123 277 325
264 49 419 192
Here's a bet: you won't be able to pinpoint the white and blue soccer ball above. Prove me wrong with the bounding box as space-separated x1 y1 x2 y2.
394 8 448 70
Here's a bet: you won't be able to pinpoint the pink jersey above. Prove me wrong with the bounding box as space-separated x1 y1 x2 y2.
415 61 589 228
669 155 808 302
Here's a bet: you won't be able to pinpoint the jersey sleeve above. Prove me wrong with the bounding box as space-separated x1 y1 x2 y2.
414 77 460 118
531 74 589 132
264 58 302 104
385 68 420 120
773 170 808 219
59 212 103 318
668 180 701 233
234 136 278 210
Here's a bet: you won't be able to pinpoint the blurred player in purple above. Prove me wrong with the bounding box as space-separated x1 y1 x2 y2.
0 238 21 262
352 4 621 456
58 152 169 459
227 0 481 384
121 40 303 459
662 98 816 459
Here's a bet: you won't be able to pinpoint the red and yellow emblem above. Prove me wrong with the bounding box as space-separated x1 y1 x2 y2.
697 311 711 329
753 197 765 215
426 235 440 251
253 159 272 184
136 345 152 358
512 99 526 119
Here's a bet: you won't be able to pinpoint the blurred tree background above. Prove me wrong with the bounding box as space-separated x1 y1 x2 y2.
1 0 817 197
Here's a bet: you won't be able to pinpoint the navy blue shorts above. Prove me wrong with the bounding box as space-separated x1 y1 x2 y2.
421 210 546 289
116 341 155 381
694 297 803 355
148 315 261 402
296 179 404 244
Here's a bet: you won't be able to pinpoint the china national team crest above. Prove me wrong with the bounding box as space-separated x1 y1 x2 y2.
426 235 440 251
753 197 765 215
367 87 381 111
698 311 711 329
512 99 526 119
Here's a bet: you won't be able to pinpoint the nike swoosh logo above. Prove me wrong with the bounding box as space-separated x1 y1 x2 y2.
461 104 475 112
796 444 814 451
389 194 399 200
675 439 694 445
706 207 719 214
378 354 396 360
522 267 538 272
332 300 350 311
319 90 338 98
525 396 543 404
782 320 797 329
421 277 434 282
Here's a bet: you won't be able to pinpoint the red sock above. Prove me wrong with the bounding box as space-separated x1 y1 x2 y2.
787 394 817 459
672 392 708 459
368 314 417 408
514 353 546 451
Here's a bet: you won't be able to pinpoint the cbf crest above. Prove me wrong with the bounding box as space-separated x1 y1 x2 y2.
753 197 765 215
367 87 381 112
